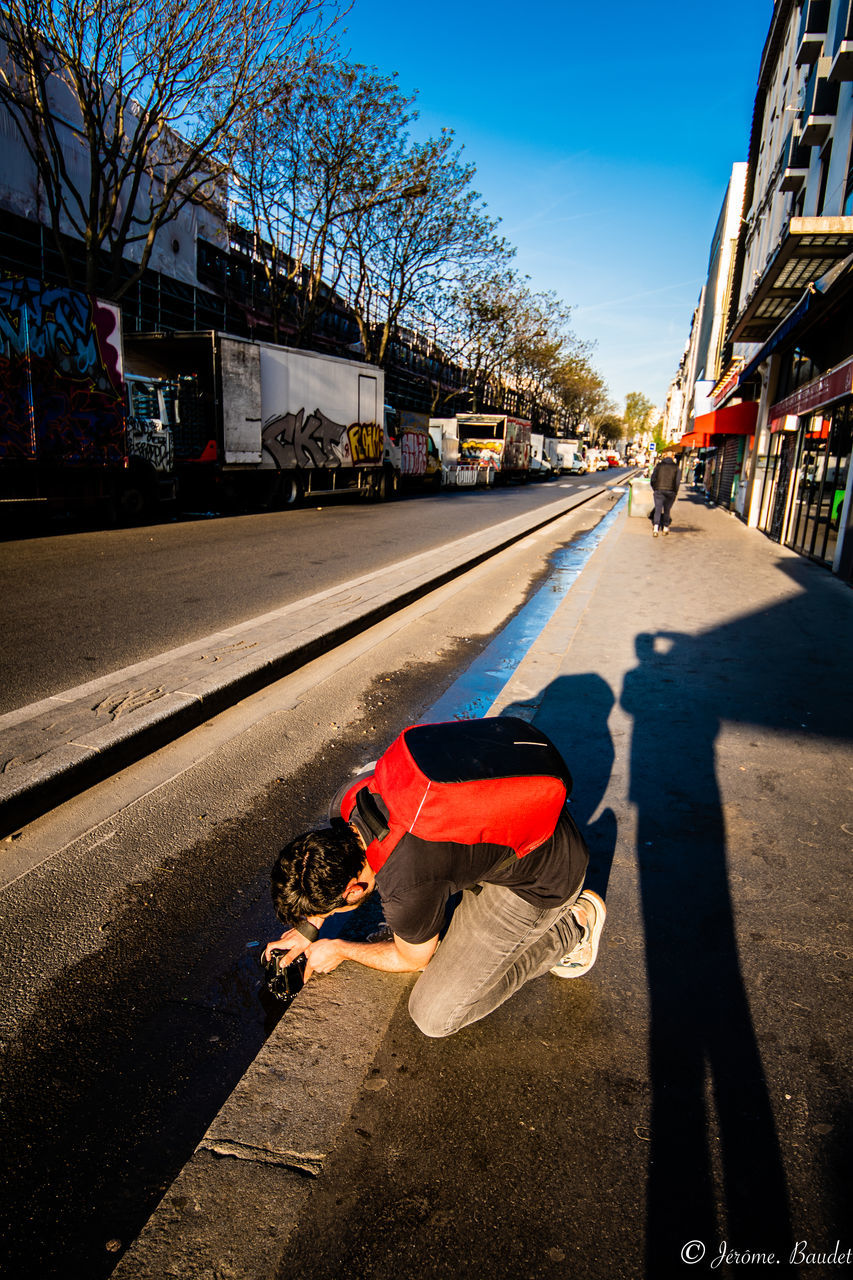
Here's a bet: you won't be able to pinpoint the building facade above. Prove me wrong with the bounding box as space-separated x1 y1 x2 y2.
713 0 853 581
664 164 751 503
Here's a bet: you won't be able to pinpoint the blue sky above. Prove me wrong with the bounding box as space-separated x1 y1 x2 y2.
339 0 774 415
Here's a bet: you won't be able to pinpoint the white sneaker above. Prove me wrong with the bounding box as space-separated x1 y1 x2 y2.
551 891 606 978
653 526 659 537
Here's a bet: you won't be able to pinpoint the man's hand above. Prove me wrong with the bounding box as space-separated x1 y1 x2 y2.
263 928 311 968
302 938 346 980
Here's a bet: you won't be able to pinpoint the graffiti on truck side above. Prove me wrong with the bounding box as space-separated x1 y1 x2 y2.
261 407 382 469
348 421 383 466
0 275 124 462
127 418 174 473
401 428 427 476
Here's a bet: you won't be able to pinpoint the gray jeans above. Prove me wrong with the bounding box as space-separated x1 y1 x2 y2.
407 880 585 1038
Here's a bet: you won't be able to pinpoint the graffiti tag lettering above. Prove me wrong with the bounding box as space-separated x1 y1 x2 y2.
261 409 383 470
401 428 427 476
348 422 383 466
127 418 174 473
262 407 349 469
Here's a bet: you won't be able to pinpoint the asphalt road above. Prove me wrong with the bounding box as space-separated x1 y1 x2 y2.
0 474 618 715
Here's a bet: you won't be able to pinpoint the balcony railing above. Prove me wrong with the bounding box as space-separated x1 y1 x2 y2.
780 128 812 192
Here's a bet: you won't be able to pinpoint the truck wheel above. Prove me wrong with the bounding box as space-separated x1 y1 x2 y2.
371 469 397 502
280 474 302 508
113 472 155 525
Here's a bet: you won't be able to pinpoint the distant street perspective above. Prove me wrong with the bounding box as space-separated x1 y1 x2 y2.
1 0 852 1278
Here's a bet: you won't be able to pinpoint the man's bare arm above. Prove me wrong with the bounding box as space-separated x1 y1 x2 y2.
303 933 438 979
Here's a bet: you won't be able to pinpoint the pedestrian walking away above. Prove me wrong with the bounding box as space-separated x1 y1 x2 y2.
263 717 606 1037
649 449 680 535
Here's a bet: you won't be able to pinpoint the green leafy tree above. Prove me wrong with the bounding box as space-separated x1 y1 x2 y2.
552 351 611 437
623 392 655 441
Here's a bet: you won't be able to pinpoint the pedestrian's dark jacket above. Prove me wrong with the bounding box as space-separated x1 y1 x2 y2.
650 457 679 492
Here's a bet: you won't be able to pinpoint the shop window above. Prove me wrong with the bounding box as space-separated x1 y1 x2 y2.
776 346 819 400
786 402 852 564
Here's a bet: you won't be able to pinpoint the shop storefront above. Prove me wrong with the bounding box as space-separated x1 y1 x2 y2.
753 356 853 576
686 401 758 510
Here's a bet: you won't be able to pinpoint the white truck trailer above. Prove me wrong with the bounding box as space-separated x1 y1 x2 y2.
124 332 391 506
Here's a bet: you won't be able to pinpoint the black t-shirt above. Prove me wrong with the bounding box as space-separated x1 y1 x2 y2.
374 811 588 945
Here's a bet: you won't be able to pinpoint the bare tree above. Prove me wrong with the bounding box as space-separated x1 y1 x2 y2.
232 61 416 345
415 258 516 412
345 130 505 368
0 0 336 299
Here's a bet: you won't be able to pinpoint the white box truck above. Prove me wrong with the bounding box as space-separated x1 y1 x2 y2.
529 433 548 479
124 332 391 506
544 438 580 475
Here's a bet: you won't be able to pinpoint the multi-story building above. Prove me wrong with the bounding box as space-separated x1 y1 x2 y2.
666 164 753 503
712 0 853 581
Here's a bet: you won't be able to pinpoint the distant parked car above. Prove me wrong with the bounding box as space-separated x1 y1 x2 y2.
567 458 587 474
596 460 610 471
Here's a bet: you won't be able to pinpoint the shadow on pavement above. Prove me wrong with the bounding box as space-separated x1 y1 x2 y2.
621 553 853 1274
506 674 618 903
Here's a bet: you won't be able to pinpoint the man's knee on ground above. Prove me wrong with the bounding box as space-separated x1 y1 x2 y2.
407 987 457 1039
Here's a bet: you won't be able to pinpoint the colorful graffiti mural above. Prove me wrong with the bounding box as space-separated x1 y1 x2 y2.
0 276 125 465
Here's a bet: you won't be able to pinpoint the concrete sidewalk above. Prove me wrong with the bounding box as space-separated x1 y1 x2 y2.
114 494 853 1280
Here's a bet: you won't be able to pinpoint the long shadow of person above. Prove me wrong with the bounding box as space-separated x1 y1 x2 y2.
623 628 793 1269
621 554 853 1275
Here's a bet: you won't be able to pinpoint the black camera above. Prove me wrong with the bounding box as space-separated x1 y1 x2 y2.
261 948 306 1005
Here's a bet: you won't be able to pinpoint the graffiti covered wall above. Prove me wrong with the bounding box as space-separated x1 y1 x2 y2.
0 276 125 464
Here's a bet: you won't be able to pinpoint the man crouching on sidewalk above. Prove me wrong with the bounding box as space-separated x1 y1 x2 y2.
263 717 606 1038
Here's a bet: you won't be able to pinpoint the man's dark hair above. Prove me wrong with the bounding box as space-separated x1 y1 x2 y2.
271 825 365 926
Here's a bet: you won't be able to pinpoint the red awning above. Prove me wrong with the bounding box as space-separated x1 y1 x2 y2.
680 430 709 447
693 400 759 437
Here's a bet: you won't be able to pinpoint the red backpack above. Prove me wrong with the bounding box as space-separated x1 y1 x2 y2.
336 717 572 872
